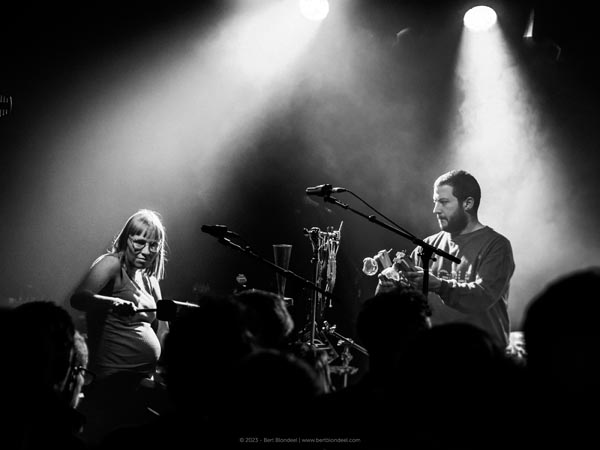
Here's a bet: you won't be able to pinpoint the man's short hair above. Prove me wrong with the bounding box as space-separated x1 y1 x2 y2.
435 170 481 214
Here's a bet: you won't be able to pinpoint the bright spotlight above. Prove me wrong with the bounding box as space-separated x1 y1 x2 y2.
463 6 497 32
298 0 330 22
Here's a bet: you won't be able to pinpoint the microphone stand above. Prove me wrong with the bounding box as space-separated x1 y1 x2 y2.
321 195 460 296
322 321 368 356
322 320 367 388
206 229 367 391
310 237 319 348
207 235 338 306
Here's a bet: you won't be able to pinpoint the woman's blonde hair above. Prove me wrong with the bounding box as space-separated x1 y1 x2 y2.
111 209 167 279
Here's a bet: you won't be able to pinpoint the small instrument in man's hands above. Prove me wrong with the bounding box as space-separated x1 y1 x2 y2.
362 249 392 276
363 249 419 286
381 250 417 284
394 250 419 273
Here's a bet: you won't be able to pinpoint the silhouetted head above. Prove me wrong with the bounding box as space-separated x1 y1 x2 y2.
398 322 513 449
234 289 294 350
523 267 600 391
358 286 431 356
163 294 253 414
405 322 505 380
12 301 75 394
230 349 324 435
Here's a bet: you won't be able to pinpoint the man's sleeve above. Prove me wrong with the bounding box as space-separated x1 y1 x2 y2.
437 237 515 313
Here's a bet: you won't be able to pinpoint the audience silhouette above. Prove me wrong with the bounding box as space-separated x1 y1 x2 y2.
99 293 254 449
313 286 432 448
234 289 295 351
522 266 600 448
1 301 87 449
229 348 325 445
398 321 524 449
7 267 600 449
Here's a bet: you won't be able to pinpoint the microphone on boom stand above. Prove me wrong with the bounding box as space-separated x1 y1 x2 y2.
305 184 347 197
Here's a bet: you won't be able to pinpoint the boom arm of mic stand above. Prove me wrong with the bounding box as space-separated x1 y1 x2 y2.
322 195 460 295
327 329 369 356
212 236 338 302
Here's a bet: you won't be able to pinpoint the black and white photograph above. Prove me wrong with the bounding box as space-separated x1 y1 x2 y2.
1 1 599 448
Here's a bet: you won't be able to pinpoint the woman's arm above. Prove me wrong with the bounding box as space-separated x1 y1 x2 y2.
70 254 133 314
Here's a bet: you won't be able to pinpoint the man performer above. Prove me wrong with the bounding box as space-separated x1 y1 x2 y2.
378 170 515 350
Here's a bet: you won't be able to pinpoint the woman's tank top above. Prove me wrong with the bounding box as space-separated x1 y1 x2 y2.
87 254 161 379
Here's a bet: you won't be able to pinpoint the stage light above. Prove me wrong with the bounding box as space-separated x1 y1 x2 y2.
298 0 330 22
463 5 497 32
451 2 561 332
523 9 534 38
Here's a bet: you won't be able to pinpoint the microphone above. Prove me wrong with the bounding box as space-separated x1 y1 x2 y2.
201 224 240 238
305 184 347 196
137 299 200 321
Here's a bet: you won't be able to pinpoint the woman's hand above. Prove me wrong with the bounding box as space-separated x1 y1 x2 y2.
111 300 136 316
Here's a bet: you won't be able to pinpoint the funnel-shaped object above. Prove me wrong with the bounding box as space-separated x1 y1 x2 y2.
273 244 292 298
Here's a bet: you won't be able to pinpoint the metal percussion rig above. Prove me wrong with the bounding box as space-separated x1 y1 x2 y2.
299 223 367 390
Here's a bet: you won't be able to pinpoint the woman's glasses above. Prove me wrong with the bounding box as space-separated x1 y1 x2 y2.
129 237 160 253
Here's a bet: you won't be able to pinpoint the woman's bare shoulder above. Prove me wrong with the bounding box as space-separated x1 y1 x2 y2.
90 252 122 274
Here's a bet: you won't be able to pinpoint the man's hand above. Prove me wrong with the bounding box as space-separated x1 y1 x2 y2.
404 269 442 293
375 275 401 295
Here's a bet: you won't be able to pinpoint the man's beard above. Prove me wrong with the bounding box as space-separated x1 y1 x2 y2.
441 209 469 234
